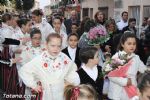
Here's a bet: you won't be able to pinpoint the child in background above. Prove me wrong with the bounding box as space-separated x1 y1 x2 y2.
64 84 98 100
137 71 150 100
19 28 45 100
77 47 104 99
20 28 45 65
62 33 81 68
19 33 80 100
52 16 68 49
108 31 147 100
71 23 78 34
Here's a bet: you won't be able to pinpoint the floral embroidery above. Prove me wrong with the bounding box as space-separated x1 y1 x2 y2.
26 47 29 51
64 60 68 65
44 63 48 68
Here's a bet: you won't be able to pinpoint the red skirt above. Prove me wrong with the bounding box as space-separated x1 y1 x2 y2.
0 46 25 100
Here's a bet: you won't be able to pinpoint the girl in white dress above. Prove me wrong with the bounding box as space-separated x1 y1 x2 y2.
108 31 148 100
32 9 55 43
52 16 68 49
20 28 46 100
19 33 80 100
11 18 32 69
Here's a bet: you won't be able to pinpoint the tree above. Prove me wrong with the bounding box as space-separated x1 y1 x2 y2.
0 0 8 5
16 0 34 11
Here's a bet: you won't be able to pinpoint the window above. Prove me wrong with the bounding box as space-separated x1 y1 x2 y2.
98 7 108 19
129 6 140 38
82 8 89 18
143 6 150 18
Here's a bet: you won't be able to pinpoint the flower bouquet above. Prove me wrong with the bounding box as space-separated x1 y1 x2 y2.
86 25 109 45
102 51 137 98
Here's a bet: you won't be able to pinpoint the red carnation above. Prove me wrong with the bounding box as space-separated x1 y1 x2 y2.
64 60 68 65
44 63 48 68
26 47 29 50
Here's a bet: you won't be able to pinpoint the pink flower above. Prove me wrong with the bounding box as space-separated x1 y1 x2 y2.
64 60 68 65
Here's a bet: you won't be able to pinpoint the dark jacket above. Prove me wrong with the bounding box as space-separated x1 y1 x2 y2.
77 66 104 99
62 47 81 68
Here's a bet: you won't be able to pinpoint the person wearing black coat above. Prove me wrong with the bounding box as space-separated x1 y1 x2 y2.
62 33 81 68
77 47 104 99
122 18 137 35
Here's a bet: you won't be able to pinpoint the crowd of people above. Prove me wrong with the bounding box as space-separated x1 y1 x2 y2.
0 9 150 100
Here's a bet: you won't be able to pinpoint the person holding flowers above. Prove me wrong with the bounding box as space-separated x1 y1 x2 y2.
105 31 148 100
79 19 109 67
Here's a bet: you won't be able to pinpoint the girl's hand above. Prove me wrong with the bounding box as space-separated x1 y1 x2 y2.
32 85 42 93
12 57 22 64
127 78 132 86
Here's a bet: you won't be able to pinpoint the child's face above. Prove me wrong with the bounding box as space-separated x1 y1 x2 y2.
23 21 32 33
31 33 41 47
68 35 78 49
90 51 99 65
53 19 61 31
121 37 136 54
140 88 150 100
32 14 41 23
71 25 78 33
46 38 62 57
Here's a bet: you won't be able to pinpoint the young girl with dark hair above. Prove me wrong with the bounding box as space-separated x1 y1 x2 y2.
32 9 54 43
108 31 148 100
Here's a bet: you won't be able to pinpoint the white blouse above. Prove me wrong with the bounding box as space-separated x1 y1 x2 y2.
19 51 80 100
68 46 76 61
33 20 55 43
82 65 98 81
108 51 147 100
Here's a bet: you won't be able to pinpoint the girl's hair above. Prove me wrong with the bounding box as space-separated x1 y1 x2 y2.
117 31 137 51
64 84 98 100
84 19 96 32
67 33 79 40
2 13 12 23
138 71 150 94
78 16 90 34
94 11 105 23
17 18 30 28
105 19 117 31
128 18 136 24
46 33 62 43
79 47 98 64
72 23 78 27
32 9 43 16
30 28 41 38
52 16 63 24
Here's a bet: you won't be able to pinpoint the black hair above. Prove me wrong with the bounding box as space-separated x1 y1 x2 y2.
0 19 2 24
52 16 63 23
84 19 96 32
117 31 137 51
121 11 128 17
128 18 136 23
32 9 43 16
71 23 78 27
30 28 41 38
79 47 98 64
67 33 79 40
138 71 150 94
2 13 12 23
17 18 30 28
